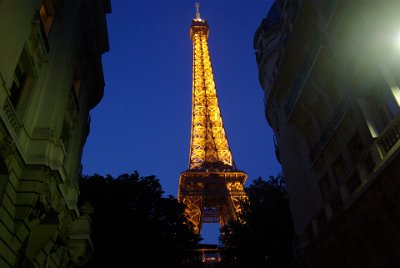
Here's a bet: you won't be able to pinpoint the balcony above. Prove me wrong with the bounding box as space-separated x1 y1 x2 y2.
376 114 400 158
284 39 324 121
29 11 50 65
308 97 350 165
347 112 400 183
295 113 400 255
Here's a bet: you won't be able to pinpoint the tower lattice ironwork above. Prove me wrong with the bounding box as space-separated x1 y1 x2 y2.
178 4 248 234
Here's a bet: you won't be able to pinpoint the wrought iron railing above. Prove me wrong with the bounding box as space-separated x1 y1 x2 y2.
377 114 400 156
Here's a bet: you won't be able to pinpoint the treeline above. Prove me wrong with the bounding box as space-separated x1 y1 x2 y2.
78 172 201 267
220 175 294 268
78 172 294 267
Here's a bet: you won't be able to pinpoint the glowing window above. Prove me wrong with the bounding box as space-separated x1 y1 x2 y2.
39 0 54 36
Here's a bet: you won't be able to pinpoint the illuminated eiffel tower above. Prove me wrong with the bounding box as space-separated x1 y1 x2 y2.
178 4 248 235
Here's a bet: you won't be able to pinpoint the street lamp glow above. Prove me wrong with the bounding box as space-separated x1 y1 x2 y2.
396 33 400 47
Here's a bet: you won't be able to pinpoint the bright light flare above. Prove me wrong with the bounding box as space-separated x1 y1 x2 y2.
396 33 400 48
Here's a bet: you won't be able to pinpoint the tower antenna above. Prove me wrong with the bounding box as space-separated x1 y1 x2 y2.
195 3 201 20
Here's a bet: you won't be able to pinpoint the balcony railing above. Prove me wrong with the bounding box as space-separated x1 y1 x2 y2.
376 114 400 156
308 97 350 165
3 98 20 132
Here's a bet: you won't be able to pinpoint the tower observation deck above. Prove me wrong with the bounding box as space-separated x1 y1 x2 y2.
178 4 248 234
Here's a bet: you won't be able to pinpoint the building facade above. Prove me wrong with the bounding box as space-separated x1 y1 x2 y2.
0 0 110 267
254 0 400 267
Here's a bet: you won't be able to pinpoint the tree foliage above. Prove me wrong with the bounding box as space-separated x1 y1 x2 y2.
78 172 201 267
220 174 295 268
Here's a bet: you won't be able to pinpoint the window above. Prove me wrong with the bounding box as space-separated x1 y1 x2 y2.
319 174 331 202
366 81 399 134
347 132 363 165
10 62 27 107
39 0 54 36
332 154 347 183
344 172 361 195
0 157 9 204
10 47 36 111
384 93 399 119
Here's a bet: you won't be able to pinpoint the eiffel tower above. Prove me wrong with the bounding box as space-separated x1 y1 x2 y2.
178 4 248 235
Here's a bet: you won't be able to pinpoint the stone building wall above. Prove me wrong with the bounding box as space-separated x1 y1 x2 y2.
0 0 110 267
254 1 400 267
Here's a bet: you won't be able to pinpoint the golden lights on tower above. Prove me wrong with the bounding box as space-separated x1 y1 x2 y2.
189 3 233 170
178 4 248 234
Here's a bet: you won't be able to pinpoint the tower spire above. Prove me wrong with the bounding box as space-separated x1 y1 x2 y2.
195 2 201 21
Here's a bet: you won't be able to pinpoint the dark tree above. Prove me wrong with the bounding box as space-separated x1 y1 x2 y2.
220 174 295 268
78 172 201 267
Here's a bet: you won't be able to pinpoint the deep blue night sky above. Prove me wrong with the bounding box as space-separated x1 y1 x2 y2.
81 0 278 244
